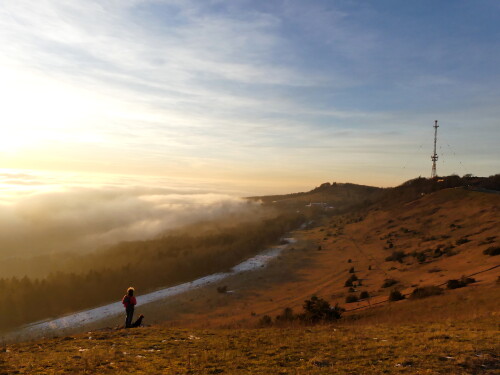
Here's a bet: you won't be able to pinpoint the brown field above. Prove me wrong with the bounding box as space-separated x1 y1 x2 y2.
2 317 498 374
144 188 499 328
1 187 499 374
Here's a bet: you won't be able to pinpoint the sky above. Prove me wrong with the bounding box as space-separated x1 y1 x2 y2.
1 0 499 195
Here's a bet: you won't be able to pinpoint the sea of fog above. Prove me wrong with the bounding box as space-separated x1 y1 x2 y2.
0 169 260 272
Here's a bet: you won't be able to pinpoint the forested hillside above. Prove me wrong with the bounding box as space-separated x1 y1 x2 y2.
1 212 304 331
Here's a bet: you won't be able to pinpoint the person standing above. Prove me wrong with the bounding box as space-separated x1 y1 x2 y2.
122 287 137 328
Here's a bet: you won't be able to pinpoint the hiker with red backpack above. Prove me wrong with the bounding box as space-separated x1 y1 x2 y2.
122 287 143 328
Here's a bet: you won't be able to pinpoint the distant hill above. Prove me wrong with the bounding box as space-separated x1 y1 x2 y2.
249 182 382 212
250 174 500 212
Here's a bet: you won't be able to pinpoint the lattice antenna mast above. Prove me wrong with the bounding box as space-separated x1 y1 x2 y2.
431 120 439 178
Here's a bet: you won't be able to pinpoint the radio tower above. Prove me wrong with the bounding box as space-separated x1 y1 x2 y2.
431 120 439 178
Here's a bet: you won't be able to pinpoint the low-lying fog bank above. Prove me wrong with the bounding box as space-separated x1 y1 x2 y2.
0 169 262 278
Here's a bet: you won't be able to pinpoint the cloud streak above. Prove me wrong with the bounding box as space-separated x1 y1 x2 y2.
0 1 498 190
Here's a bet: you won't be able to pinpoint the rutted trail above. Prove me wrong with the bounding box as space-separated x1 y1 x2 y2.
5 238 296 342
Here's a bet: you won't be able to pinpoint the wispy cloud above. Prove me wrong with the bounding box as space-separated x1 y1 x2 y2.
0 1 498 190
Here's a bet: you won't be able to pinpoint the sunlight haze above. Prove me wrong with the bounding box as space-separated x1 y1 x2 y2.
1 1 499 194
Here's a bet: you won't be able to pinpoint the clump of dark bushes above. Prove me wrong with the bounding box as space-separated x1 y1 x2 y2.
345 294 358 303
260 295 344 326
410 285 443 299
302 295 344 323
388 290 405 301
381 278 398 288
259 315 273 326
359 291 370 299
447 276 476 289
344 274 358 287
275 307 296 323
385 251 406 263
483 246 500 256
345 290 370 303
456 237 470 246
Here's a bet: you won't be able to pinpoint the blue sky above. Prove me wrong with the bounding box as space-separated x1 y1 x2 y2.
0 0 499 194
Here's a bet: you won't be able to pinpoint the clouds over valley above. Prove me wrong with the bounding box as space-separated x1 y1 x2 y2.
0 170 256 276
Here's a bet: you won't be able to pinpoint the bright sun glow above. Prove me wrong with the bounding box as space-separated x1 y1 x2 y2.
0 66 109 153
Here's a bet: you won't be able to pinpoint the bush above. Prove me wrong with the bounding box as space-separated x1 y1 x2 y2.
259 315 272 326
344 279 353 287
368 265 372 270
349 266 355 273
385 251 406 263
345 294 358 303
349 274 358 282
217 286 228 293
447 276 476 289
415 252 427 263
359 291 370 299
410 286 443 299
275 307 296 323
456 237 470 246
347 259 352 263
348 287 356 293
388 290 405 301
302 295 343 322
483 246 500 256
381 278 398 288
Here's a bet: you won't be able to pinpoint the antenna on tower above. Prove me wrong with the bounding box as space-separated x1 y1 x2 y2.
431 120 439 178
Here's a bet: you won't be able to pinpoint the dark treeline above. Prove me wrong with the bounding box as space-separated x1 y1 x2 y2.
1 212 304 331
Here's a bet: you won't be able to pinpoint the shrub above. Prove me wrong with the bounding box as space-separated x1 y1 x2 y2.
388 290 405 301
447 276 476 289
344 279 353 287
259 315 273 326
302 295 343 322
410 286 443 299
433 248 443 258
347 259 352 263
275 307 296 323
349 266 355 273
217 286 228 293
381 278 398 288
456 237 470 246
345 294 358 303
359 291 370 299
415 252 427 263
368 265 372 270
357 279 362 286
349 274 358 282
385 251 406 263
483 246 500 256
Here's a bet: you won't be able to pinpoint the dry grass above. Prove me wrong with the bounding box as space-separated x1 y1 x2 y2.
152 188 499 330
2 317 498 374
2 188 499 374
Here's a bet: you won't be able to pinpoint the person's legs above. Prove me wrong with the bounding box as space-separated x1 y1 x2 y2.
125 307 134 328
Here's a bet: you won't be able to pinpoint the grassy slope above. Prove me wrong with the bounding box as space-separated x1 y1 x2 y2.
2 187 499 374
162 188 499 327
2 319 498 374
